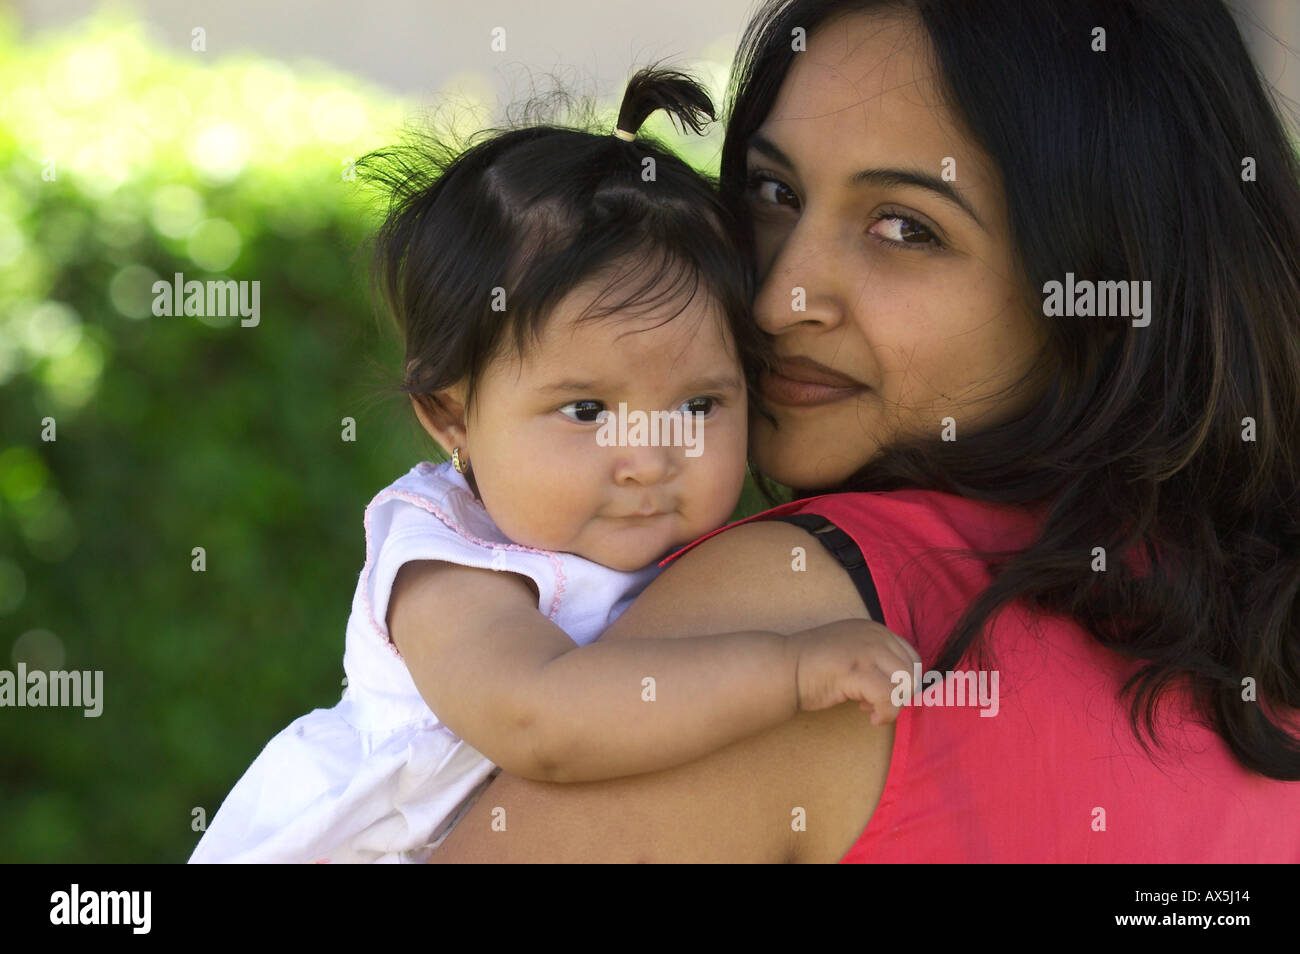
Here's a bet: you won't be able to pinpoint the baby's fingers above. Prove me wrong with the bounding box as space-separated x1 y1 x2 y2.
859 700 894 725
893 633 922 669
872 647 921 702
846 667 906 722
878 632 921 675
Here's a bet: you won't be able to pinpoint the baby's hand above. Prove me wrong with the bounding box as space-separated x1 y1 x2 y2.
788 618 922 724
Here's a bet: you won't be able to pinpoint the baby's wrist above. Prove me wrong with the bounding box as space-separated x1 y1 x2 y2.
783 630 811 713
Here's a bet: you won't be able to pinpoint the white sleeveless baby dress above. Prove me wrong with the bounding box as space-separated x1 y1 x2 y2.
189 460 661 863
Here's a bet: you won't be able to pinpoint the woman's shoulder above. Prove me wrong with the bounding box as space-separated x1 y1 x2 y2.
659 488 1040 571
653 488 1049 665
804 488 1042 554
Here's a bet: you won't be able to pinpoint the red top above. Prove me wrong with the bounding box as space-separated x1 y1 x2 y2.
660 489 1300 862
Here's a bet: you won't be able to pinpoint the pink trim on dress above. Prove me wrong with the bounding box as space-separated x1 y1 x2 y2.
359 467 568 658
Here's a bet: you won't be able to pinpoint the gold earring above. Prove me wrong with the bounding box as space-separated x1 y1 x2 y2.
452 447 468 474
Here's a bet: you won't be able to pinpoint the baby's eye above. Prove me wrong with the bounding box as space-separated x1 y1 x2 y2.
679 397 718 417
558 400 606 424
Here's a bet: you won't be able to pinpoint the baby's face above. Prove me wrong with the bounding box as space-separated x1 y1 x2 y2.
462 280 750 571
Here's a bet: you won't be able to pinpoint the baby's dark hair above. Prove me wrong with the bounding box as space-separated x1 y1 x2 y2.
359 67 776 433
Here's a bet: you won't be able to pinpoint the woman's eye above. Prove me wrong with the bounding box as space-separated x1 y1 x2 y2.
558 400 606 424
746 171 799 210
868 213 942 249
679 396 717 417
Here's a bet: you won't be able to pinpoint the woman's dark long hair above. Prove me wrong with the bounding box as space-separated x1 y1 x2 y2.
722 0 1300 779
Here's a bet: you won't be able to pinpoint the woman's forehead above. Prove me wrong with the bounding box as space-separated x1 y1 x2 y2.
759 14 961 157
756 12 986 179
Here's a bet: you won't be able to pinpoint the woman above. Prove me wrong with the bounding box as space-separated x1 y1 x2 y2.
432 0 1300 862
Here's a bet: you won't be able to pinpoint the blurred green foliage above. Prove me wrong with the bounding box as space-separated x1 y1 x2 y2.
0 11 776 861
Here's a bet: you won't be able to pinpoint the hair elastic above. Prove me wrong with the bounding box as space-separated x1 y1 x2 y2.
612 127 636 141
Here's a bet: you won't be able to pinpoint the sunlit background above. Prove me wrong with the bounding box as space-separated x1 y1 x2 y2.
0 0 1296 862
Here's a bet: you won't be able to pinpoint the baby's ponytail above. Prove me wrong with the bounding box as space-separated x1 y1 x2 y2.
613 67 716 140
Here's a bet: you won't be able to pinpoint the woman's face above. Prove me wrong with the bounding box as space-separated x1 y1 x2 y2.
744 9 1049 490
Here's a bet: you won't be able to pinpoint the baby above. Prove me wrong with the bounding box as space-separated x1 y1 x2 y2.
189 68 918 863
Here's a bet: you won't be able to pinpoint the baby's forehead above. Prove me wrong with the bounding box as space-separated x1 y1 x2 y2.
536 295 736 353
515 308 742 388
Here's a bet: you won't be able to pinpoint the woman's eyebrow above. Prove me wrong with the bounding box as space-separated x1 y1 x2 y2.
747 132 985 230
853 168 984 230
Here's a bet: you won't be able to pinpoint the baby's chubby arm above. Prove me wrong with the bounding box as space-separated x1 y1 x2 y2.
388 560 919 784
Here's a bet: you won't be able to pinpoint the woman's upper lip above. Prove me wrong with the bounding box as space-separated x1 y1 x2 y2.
769 356 867 389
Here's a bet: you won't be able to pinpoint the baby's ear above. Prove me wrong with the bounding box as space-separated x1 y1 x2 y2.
410 388 467 454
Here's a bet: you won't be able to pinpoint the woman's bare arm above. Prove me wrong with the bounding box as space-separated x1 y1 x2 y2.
432 519 896 863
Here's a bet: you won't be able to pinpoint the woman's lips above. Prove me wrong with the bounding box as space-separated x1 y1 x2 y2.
760 362 867 407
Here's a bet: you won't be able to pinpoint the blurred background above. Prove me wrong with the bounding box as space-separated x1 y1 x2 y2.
0 1 1296 862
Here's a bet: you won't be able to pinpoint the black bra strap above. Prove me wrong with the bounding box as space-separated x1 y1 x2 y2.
767 513 885 624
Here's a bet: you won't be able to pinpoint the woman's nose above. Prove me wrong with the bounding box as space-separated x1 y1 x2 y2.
752 215 849 334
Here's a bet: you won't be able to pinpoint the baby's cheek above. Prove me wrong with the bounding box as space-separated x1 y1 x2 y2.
480 465 567 548
517 491 584 549
691 449 748 531
555 500 601 550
